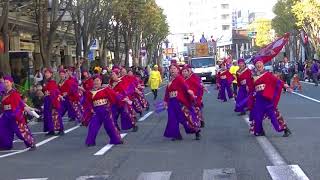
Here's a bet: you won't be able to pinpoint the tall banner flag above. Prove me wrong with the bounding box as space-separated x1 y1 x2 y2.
253 33 290 63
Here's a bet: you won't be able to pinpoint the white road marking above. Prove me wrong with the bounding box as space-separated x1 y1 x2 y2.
94 133 127 156
0 149 21 153
242 116 310 179
138 111 154 122
145 92 152 95
0 125 81 159
32 132 47 135
300 81 315 85
13 132 47 143
287 117 320 120
27 121 38 126
18 178 48 180
256 137 286 166
137 171 172 180
292 92 320 103
144 84 166 96
13 139 23 143
267 165 309 180
203 168 237 180
243 117 286 166
76 175 109 180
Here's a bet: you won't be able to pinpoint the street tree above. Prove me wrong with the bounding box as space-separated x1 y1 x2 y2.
96 0 113 67
141 0 169 65
0 0 11 74
272 0 299 61
272 0 298 35
249 18 272 48
292 0 320 58
70 0 104 69
34 0 72 68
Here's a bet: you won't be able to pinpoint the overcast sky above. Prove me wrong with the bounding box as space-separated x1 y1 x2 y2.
156 0 278 33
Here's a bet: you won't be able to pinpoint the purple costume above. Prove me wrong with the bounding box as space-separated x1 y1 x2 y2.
0 89 35 149
163 75 200 139
43 79 64 133
85 87 122 145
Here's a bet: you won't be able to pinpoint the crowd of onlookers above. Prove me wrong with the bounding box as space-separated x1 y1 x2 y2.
273 57 320 88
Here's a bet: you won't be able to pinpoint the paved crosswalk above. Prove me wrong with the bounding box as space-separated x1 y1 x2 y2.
18 165 310 180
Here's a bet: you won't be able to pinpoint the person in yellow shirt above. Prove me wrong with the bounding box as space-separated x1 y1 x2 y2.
229 60 239 96
148 65 162 100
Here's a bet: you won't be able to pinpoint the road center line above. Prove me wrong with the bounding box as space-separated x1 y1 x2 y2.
243 117 286 166
76 175 109 180
242 116 310 179
0 125 80 159
0 149 21 153
94 133 127 156
287 117 320 120
300 81 315 85
267 165 309 180
144 84 166 96
138 111 154 122
18 178 48 180
292 92 320 103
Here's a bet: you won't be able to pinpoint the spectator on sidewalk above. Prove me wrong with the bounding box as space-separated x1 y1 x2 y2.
298 61 304 80
290 74 302 92
34 70 43 86
281 57 291 91
311 59 319 86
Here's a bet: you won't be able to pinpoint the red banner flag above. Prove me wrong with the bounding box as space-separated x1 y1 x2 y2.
254 33 290 64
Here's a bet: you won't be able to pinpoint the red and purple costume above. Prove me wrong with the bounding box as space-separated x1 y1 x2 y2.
235 66 253 113
43 79 64 133
184 72 204 124
127 75 149 115
59 76 83 122
0 89 35 149
85 86 122 145
217 69 234 102
164 75 200 139
111 77 137 131
81 77 94 126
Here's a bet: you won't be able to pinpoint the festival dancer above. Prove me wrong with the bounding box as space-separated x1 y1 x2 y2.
79 71 94 126
58 69 73 120
43 68 64 136
249 56 292 137
127 69 150 116
216 63 234 102
121 68 144 117
85 75 124 146
66 68 83 123
0 76 36 150
110 67 138 132
181 64 205 128
234 59 253 116
59 69 82 123
163 63 201 141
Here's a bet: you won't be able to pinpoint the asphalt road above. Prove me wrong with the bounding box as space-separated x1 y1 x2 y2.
1 82 320 180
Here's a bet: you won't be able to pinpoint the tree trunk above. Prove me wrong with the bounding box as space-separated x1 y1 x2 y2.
100 22 110 67
123 31 129 67
37 0 51 68
0 32 11 74
114 24 120 65
0 1 11 74
74 20 82 60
